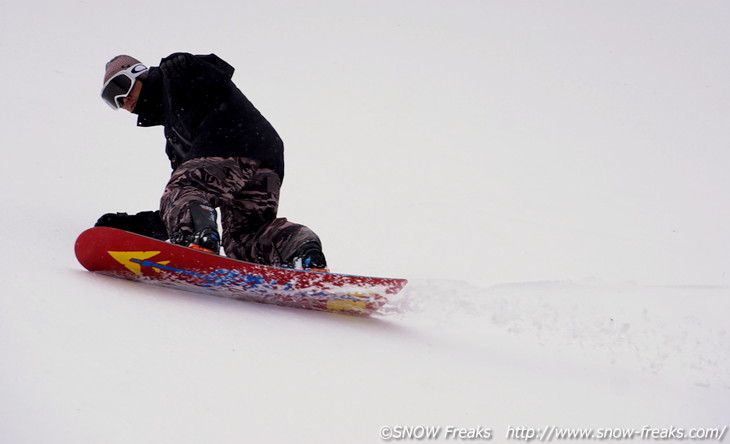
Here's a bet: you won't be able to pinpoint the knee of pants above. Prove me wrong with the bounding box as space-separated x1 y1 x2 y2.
161 191 216 232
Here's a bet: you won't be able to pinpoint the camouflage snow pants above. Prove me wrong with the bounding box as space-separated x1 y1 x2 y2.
160 157 323 267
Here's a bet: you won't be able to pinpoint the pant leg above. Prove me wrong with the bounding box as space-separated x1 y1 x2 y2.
219 166 279 260
221 166 324 266
160 157 258 239
238 217 323 267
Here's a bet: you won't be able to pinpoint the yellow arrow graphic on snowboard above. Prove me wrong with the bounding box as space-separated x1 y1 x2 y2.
107 251 171 275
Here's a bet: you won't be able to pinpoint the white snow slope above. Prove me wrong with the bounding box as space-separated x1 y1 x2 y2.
2 1 729 443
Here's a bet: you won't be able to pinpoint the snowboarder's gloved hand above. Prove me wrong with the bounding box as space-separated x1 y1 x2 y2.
95 211 169 241
160 53 193 77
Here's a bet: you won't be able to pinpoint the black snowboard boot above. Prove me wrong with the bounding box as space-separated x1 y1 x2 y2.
170 228 221 254
170 202 221 254
290 241 328 272
188 227 221 254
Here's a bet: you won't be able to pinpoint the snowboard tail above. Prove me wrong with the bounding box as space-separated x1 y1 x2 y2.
75 227 407 315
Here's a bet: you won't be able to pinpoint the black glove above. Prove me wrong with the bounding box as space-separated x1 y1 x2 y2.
95 210 169 241
160 53 193 77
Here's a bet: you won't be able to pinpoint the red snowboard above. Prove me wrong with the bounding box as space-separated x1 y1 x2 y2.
75 227 407 315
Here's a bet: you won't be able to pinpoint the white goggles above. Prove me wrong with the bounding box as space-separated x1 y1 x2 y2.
101 63 148 109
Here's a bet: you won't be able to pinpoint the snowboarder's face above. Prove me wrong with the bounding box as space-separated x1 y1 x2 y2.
119 80 143 112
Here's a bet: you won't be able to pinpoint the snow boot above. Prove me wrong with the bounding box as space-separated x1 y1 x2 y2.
170 227 221 254
188 227 221 254
290 241 328 272
170 202 221 254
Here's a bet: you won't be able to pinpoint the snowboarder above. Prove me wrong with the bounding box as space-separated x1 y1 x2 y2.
96 53 327 270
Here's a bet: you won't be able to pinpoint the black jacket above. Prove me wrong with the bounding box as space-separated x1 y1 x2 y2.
133 53 284 179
